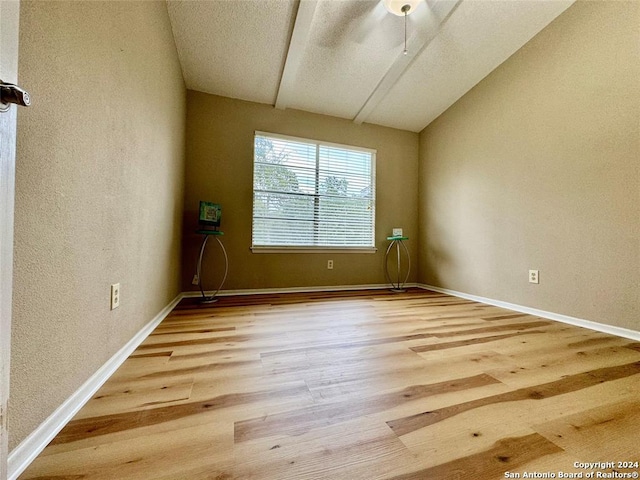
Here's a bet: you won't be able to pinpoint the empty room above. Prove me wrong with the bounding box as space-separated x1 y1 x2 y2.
1 0 638 479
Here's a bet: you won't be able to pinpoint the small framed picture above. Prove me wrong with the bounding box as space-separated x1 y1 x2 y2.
392 228 403 237
199 201 221 227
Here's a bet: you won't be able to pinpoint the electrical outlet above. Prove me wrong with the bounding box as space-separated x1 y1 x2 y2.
110 283 120 310
327 260 334 270
529 270 539 284
192 274 199 285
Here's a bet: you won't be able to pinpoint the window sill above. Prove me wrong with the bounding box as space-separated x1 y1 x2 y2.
251 246 378 254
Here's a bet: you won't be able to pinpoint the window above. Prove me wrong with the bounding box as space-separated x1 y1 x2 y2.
252 132 376 252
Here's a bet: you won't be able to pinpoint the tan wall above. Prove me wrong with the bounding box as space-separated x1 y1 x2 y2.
418 1 639 329
184 92 418 291
10 1 185 449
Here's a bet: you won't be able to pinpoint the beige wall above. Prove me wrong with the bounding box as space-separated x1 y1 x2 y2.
184 92 418 291
10 1 185 449
418 1 639 329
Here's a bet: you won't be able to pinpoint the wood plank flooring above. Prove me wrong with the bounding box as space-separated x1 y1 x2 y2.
19 289 640 479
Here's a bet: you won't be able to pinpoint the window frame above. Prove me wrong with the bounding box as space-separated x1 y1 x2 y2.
251 131 377 254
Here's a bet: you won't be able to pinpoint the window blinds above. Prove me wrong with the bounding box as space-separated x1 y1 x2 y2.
252 132 376 249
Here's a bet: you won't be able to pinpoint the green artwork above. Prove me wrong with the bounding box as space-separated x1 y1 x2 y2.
199 201 221 227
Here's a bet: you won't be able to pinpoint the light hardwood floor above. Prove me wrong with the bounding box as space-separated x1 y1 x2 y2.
19 289 640 479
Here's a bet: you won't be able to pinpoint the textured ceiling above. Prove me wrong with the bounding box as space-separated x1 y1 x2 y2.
167 0 575 133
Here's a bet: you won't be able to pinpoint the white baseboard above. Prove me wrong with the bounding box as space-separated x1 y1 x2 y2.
418 284 640 342
182 282 418 298
7 293 183 480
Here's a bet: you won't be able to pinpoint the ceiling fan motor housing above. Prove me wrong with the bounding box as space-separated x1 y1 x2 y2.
383 0 422 16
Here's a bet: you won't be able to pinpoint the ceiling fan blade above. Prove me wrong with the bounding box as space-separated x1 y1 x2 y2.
312 0 430 51
313 0 382 48
350 2 390 44
353 0 430 49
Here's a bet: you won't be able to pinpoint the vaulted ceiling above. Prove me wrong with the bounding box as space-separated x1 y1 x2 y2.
166 0 574 133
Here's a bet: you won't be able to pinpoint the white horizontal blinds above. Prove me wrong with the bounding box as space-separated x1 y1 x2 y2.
253 133 375 248
253 135 318 246
316 145 374 246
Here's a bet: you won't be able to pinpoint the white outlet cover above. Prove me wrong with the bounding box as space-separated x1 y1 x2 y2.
529 270 539 284
111 283 120 310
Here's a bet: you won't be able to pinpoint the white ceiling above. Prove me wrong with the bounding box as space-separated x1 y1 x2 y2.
166 0 575 133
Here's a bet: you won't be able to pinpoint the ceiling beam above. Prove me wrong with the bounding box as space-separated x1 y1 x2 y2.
353 0 462 125
275 0 319 110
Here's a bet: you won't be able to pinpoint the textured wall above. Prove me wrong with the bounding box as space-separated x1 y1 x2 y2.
418 1 639 329
183 92 419 291
10 1 185 449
